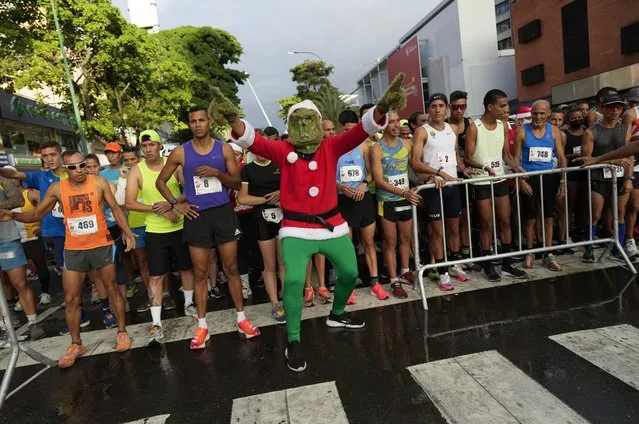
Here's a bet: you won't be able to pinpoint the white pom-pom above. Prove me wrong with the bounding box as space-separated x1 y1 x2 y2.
308 186 319 197
308 161 318 171
286 152 298 164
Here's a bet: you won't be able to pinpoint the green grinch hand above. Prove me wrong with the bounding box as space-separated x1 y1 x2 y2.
377 73 407 113
209 87 241 125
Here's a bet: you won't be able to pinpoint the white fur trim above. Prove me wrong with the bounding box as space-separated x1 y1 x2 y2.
308 186 319 197
287 152 298 164
230 119 255 148
287 99 322 123
362 106 388 136
279 222 349 241
308 161 318 171
229 142 243 153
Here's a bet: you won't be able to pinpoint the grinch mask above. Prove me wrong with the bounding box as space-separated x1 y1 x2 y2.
287 108 323 154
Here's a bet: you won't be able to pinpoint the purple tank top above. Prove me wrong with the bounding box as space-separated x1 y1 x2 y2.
183 139 229 210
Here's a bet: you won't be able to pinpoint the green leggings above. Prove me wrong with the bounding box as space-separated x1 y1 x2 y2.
281 235 358 342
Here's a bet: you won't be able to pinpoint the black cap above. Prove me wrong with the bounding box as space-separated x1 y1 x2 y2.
601 93 625 107
429 93 448 106
626 87 639 102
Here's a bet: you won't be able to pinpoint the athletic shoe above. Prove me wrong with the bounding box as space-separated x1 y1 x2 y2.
357 244 365 256
217 271 227 285
355 277 364 287
134 275 143 284
14 302 23 312
328 269 338 285
271 305 286 324
124 299 131 313
501 264 527 279
103 311 118 329
147 324 164 345
346 291 357 305
26 267 37 281
390 282 408 299
136 301 151 313
398 271 415 285
54 265 63 276
285 341 306 372
208 286 223 299
28 323 45 341
184 303 197 318
162 295 176 311
543 254 562 271
625 239 639 259
316 287 332 303
59 311 90 335
303 287 315 307
58 344 87 368
39 292 52 305
370 282 389 300
427 268 440 281
438 273 455 291
448 264 470 282
241 279 252 299
5 311 21 329
90 288 101 304
190 327 209 350
237 319 261 339
255 274 264 288
484 263 501 282
326 311 365 329
178 285 184 293
0 334 8 349
116 332 132 352
125 284 138 299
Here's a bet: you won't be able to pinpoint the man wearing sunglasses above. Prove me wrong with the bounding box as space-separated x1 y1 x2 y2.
0 151 136 368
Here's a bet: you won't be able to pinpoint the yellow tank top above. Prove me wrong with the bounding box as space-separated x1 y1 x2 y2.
471 118 506 185
139 158 184 233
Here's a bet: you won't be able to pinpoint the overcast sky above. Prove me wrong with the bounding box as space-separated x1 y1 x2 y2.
112 0 438 131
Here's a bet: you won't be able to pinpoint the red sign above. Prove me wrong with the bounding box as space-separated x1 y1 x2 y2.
386 35 424 119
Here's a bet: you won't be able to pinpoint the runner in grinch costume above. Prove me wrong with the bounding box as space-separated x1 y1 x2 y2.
212 74 407 372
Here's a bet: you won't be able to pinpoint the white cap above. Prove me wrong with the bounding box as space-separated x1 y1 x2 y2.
228 142 243 154
286 100 322 124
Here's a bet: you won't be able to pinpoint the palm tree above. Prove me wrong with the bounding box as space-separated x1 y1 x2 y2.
313 87 354 127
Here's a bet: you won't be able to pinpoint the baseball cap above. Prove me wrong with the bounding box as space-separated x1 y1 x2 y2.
626 87 639 102
428 93 448 106
228 142 243 154
139 130 162 144
601 93 625 107
104 142 123 152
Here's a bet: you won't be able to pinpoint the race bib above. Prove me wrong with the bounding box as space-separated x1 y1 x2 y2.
0 251 16 259
603 166 625 179
51 202 64 218
437 152 453 168
193 176 222 195
529 147 552 162
388 173 409 190
67 215 98 236
340 165 362 183
484 157 502 170
262 207 283 223
572 146 581 155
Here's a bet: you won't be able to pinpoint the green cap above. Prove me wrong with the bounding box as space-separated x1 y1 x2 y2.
139 130 161 144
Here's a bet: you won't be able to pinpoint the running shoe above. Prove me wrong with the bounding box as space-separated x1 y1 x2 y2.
58 343 87 368
28 323 45 341
328 269 338 285
448 264 470 282
134 275 143 284
147 324 164 345
462 261 483 272
26 266 37 281
390 282 408 299
370 282 390 300
91 288 101 304
325 311 365 329
241 279 252 299
543 254 562 271
162 295 176 311
190 327 209 350
116 332 132 352
285 341 306 372
438 272 455 291
626 239 639 259
427 268 440 281
303 287 315 307
184 303 197 318
39 292 52 305
14 301 23 312
398 271 415 285
126 284 138 299
217 271 227 285
316 287 333 303
54 265 63 276
271 305 286 324
0 334 8 349
103 311 118 329
255 273 264 288
346 291 357 305
178 285 184 293
59 311 90 335
484 263 501 282
501 263 527 279
124 299 131 313
237 319 260 339
208 286 224 299
136 301 151 313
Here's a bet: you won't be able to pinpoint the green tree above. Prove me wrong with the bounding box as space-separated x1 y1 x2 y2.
290 60 335 99
276 96 302 123
313 87 351 127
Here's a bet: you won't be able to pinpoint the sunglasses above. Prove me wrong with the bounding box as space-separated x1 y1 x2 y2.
64 161 86 170
451 104 467 111
603 104 623 110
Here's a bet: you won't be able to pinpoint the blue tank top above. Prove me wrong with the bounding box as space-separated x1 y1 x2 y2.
521 123 555 172
377 138 410 202
183 140 229 210
336 146 368 193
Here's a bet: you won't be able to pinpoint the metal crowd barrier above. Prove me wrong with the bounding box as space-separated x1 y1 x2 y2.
411 164 638 311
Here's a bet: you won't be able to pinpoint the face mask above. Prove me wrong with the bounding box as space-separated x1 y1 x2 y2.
287 108 323 154
569 120 583 129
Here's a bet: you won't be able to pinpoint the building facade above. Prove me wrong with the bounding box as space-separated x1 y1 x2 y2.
512 0 639 104
127 0 160 34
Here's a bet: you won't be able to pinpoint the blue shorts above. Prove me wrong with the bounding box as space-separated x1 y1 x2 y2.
0 239 29 271
132 227 146 249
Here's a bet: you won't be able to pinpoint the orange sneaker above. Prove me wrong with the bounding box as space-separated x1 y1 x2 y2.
116 332 132 352
346 291 357 305
370 282 390 300
190 327 210 350
303 286 315 307
317 287 333 303
58 343 87 368
238 319 261 339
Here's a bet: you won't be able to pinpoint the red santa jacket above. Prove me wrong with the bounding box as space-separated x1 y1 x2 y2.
232 107 387 240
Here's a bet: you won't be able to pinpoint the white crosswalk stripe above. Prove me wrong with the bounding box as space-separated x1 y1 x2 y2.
122 414 170 424
408 350 587 424
550 324 639 390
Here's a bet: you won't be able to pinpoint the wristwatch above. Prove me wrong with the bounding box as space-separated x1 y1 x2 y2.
170 198 178 206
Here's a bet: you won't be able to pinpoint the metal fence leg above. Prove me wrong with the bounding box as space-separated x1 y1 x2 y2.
418 267 429 311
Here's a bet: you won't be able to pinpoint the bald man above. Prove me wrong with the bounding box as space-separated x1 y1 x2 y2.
513 100 566 271
322 120 336 139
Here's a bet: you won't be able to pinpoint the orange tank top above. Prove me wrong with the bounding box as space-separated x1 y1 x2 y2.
60 175 113 250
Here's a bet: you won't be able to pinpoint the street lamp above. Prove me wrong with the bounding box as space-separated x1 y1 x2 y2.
288 51 324 62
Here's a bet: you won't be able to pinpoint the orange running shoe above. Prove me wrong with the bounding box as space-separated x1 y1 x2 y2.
237 319 261 339
370 282 390 300
346 291 357 305
316 287 333 303
116 332 132 352
58 343 87 368
190 327 210 350
303 286 315 307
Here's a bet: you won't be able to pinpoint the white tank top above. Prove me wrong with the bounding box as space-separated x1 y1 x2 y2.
631 106 639 138
421 122 457 178
471 118 505 185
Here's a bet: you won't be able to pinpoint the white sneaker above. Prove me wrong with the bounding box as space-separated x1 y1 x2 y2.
184 303 197 318
625 239 639 258
39 293 52 305
448 264 470 282
14 302 23 312
241 275 252 299
438 272 454 291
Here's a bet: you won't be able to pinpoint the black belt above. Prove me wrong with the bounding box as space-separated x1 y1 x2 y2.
283 207 339 232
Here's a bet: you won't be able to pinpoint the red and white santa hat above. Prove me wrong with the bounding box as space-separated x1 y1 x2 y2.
514 105 532 120
287 100 322 125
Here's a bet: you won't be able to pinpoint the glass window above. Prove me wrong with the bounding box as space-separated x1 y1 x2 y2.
497 19 511 33
498 37 514 50
495 1 510 15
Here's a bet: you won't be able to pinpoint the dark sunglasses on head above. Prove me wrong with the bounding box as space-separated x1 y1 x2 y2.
451 104 467 111
64 161 86 170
